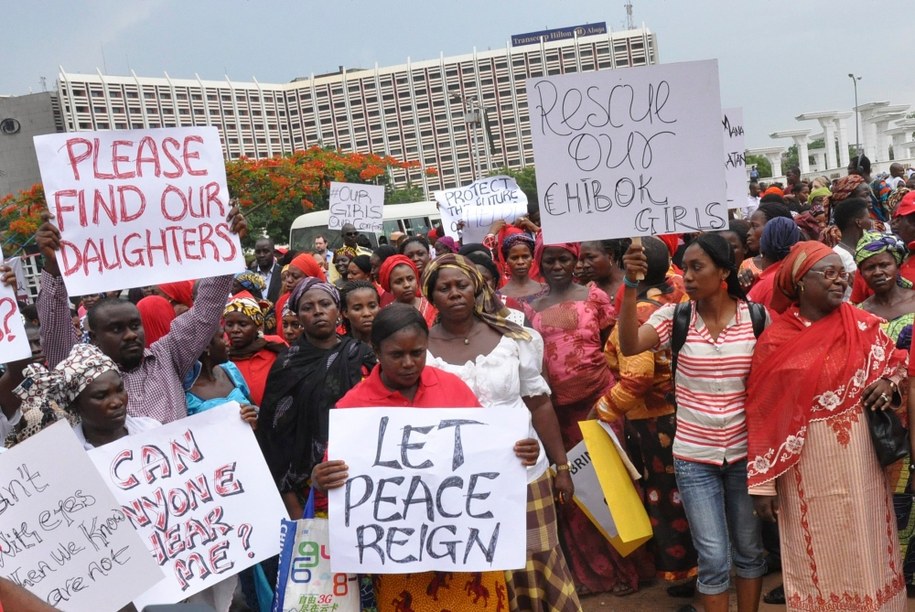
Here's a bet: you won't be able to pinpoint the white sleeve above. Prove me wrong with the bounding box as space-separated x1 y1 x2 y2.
517 328 552 398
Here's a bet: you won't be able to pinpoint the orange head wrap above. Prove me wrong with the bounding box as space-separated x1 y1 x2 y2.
772 241 836 314
289 253 327 282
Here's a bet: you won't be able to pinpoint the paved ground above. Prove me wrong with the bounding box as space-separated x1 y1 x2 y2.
580 571 915 611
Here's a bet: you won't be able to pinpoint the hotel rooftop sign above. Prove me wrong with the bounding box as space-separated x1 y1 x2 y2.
511 23 608 47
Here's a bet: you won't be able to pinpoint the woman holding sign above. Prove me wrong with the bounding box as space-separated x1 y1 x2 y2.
420 254 580 611
313 303 541 612
618 234 767 612
523 238 641 597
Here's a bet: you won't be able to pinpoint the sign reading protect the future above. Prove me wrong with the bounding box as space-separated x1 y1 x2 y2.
527 59 727 242
328 407 528 573
33 127 245 296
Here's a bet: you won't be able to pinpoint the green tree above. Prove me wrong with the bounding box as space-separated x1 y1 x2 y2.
489 165 537 202
746 155 771 178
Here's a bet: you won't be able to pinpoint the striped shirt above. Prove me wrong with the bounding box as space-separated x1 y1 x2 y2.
646 300 766 465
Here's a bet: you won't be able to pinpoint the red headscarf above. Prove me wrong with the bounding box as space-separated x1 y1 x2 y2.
378 255 419 293
533 233 581 265
763 186 785 198
657 234 680 258
157 281 194 308
771 241 835 314
289 253 327 282
137 295 175 348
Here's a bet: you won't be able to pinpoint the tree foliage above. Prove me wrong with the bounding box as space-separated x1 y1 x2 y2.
745 154 772 178
0 147 435 254
490 165 537 202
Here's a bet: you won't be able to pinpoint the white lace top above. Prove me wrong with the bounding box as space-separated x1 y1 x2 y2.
427 329 551 482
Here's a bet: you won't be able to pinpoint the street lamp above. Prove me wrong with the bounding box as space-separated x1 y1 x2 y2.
848 73 861 155
450 92 488 181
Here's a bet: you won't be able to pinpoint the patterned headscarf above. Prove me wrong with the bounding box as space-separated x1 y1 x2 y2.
888 187 911 216
772 241 836 313
421 253 530 341
334 246 358 262
854 231 908 266
287 276 340 316
830 174 865 203
234 271 267 295
501 232 535 257
224 294 266 327
378 255 419 293
15 343 119 415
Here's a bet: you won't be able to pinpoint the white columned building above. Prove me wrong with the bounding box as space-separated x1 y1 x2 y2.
869 105 910 162
855 101 890 160
770 129 812 174
795 111 845 171
747 146 786 178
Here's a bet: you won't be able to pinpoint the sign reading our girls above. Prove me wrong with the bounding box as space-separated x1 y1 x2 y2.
328 407 528 573
527 59 728 243
328 181 385 233
33 127 245 296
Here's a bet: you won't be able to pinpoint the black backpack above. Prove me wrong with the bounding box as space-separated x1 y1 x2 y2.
669 301 767 384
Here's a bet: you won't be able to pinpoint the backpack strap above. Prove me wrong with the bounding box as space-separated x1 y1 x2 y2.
669 301 692 382
747 301 767 339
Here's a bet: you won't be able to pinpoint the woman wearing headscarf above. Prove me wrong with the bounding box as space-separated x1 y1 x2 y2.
155 280 195 315
257 277 376 519
619 233 768 612
274 252 327 320
137 295 176 348
223 294 286 406
421 254 579 610
377 254 437 326
331 246 358 288
746 241 906 611
597 236 698 596
523 238 640 596
498 232 545 303
739 202 793 291
746 217 803 309
854 231 915 342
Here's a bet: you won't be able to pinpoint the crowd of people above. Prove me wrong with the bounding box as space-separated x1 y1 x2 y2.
3 155 915 612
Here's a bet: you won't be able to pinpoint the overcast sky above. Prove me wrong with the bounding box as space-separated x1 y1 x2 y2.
5 0 913 149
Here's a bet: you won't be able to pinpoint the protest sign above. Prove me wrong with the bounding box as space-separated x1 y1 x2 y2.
0 421 162 611
0 248 30 363
328 182 385 233
33 127 245 296
87 402 287 609
527 59 727 242
433 176 528 243
328 407 528 573
575 420 652 555
722 107 747 212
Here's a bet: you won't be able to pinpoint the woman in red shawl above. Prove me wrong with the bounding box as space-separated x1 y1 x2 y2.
377 254 437 326
155 280 195 315
136 295 176 348
745 241 906 611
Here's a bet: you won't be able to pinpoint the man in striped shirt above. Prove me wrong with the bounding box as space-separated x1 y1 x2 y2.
33 208 247 424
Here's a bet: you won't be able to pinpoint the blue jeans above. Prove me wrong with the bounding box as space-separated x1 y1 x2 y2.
674 458 767 595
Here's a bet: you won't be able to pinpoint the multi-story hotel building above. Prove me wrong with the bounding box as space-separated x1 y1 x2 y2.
56 26 658 195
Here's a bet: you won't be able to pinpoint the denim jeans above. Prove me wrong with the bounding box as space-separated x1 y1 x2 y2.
674 457 767 595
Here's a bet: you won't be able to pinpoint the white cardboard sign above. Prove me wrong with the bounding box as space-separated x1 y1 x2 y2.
33 127 245 296
0 248 30 363
328 182 385 233
328 407 528 573
0 421 163 611
527 59 728 242
434 176 528 243
722 107 747 212
87 402 287 609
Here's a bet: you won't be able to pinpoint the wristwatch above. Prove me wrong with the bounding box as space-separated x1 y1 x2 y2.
556 463 572 472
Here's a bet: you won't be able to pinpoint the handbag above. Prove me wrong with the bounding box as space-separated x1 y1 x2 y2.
865 406 909 466
273 489 361 612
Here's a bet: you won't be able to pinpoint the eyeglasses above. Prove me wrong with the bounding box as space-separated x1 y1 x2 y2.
344 231 359 237
808 268 849 282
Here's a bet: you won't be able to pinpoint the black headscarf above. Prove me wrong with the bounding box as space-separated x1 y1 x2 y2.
257 334 376 494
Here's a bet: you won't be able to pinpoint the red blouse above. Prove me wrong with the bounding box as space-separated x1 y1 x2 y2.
335 365 480 409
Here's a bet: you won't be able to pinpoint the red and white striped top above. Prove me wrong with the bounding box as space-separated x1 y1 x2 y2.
646 300 766 465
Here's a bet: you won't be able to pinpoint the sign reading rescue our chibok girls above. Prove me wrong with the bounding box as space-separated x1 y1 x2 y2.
0 248 30 364
0 421 163 611
33 126 245 296
527 59 728 242
87 402 287 610
327 407 528 573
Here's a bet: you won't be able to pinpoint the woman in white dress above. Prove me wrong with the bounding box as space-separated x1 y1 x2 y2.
420 253 580 612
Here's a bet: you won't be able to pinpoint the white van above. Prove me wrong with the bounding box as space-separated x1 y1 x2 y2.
288 201 441 251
